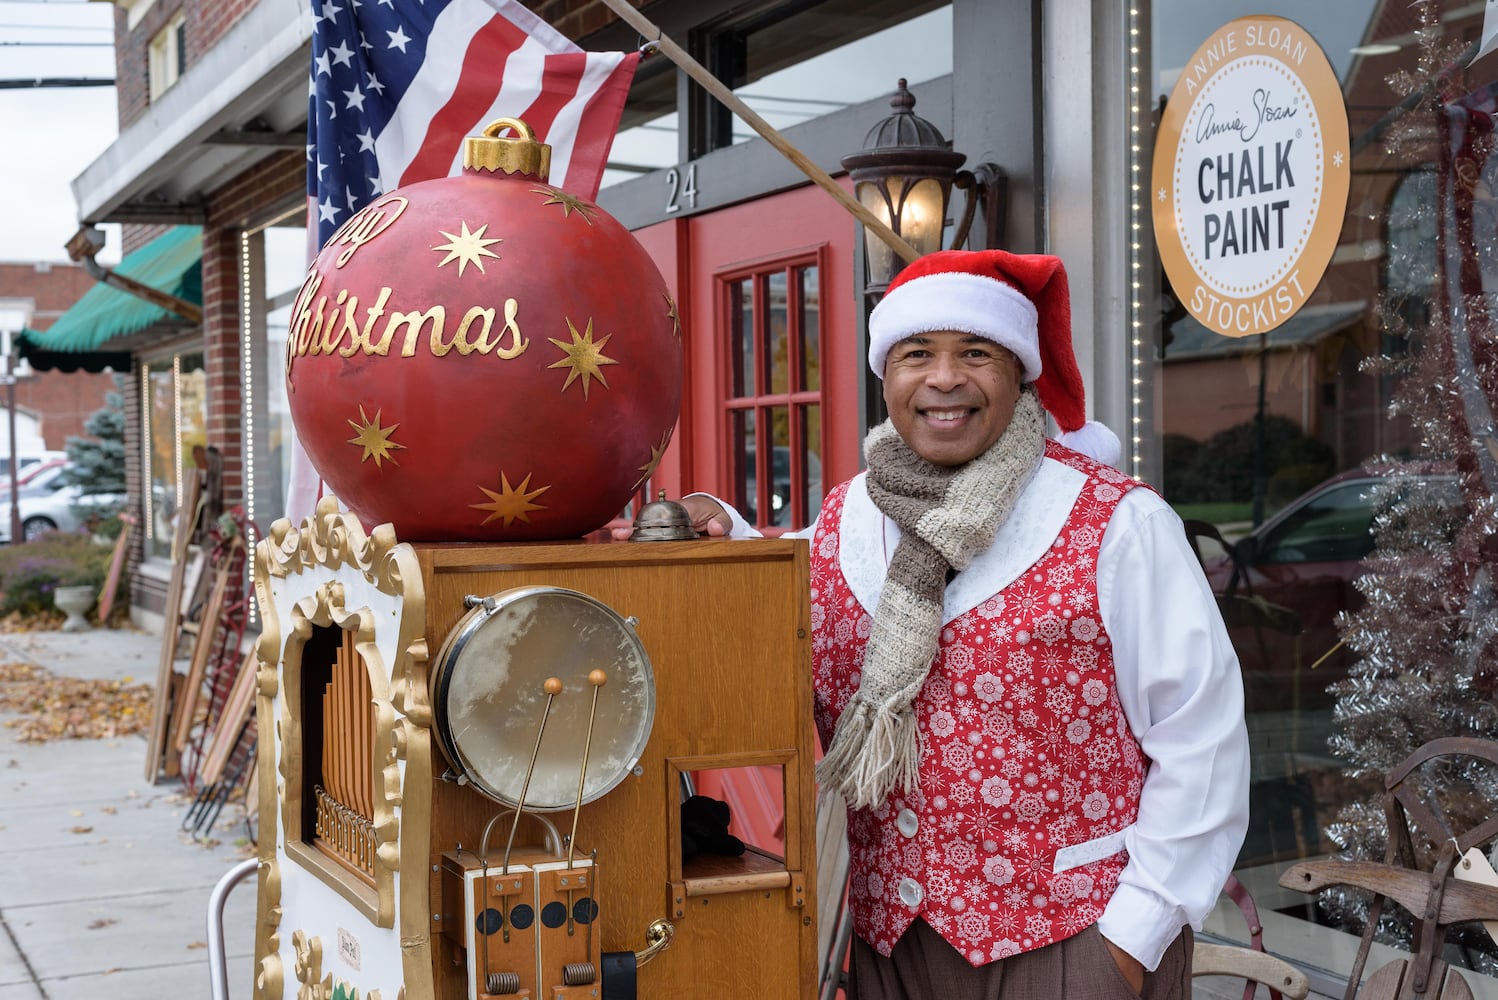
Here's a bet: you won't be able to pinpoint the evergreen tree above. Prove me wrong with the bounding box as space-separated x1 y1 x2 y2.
61 373 126 496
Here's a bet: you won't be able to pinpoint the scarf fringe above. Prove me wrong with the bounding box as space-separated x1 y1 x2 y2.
815 700 921 810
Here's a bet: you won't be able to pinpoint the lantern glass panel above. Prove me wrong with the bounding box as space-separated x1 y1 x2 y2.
858 180 898 287
899 177 948 257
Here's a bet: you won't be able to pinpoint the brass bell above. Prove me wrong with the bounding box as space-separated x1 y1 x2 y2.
629 491 698 542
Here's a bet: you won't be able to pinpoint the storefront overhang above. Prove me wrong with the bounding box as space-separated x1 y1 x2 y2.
20 226 202 372
70 0 311 227
1161 302 1369 363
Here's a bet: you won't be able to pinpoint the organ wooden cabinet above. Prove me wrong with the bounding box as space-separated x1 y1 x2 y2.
252 499 817 1000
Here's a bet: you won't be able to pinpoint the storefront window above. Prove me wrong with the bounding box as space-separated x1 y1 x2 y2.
142 352 206 560
1150 0 1497 986
240 213 307 544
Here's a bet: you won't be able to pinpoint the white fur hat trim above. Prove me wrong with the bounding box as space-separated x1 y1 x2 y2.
867 272 1041 381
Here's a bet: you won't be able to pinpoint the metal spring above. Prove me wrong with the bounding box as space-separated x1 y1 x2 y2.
562 962 597 986
485 971 521 995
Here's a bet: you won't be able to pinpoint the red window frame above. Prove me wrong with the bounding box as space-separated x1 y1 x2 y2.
717 247 827 533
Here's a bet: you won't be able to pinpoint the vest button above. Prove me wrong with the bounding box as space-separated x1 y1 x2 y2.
897 878 924 907
896 808 919 838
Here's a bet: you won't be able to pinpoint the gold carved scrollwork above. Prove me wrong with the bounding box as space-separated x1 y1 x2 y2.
253 497 433 1000
292 930 332 1000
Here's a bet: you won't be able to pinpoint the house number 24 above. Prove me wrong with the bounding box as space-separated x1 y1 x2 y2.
665 164 699 213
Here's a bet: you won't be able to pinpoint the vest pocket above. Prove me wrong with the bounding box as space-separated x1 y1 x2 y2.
1052 826 1131 872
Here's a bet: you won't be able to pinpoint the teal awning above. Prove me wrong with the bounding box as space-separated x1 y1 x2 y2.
20 226 202 370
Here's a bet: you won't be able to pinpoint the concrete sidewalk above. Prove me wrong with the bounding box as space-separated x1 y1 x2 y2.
0 628 256 1000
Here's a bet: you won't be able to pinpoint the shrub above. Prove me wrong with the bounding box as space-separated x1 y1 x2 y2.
0 533 114 616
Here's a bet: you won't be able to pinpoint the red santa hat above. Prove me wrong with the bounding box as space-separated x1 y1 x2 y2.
867 249 1121 466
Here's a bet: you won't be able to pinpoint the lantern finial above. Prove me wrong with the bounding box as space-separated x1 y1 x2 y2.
464 117 552 180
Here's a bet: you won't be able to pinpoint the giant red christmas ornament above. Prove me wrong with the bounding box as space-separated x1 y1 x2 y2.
285 119 682 541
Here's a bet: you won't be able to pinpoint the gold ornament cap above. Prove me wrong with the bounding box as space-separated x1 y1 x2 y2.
464 118 551 180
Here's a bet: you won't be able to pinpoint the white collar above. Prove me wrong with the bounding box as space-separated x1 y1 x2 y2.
838 456 1087 624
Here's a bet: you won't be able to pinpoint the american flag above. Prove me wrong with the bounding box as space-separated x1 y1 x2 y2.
306 0 639 248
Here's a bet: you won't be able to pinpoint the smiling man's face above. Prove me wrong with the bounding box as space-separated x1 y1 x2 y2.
881 330 1025 467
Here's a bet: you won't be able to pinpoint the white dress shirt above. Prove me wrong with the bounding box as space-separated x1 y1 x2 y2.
697 452 1250 970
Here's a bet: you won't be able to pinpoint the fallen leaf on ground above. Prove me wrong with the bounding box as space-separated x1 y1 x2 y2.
87 918 116 930
100 806 117 815
186 940 207 950
0 665 154 743
70 825 93 834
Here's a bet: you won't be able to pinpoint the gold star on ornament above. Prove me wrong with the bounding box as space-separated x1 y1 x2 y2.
547 317 619 398
346 405 404 467
664 292 680 338
632 429 673 489
431 221 502 276
470 471 550 527
530 186 596 224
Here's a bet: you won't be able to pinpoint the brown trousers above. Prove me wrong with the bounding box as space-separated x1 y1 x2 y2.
847 919 1192 1000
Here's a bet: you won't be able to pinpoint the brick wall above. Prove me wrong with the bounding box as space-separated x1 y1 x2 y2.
0 262 118 448
121 356 147 597
529 0 642 42
117 0 261 130
198 149 304 516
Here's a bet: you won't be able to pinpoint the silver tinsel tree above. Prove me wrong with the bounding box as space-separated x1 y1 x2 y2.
1319 0 1498 968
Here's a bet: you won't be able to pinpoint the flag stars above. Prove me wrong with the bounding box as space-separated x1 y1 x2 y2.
318 198 340 224
548 318 619 399
387 25 412 52
356 128 375 152
344 86 365 111
328 40 355 67
431 221 503 277
365 72 385 95
315 50 332 76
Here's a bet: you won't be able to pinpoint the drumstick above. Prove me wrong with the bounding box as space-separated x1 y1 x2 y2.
502 677 564 874
566 669 608 870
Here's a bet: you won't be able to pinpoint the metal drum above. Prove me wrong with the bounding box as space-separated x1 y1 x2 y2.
431 586 655 811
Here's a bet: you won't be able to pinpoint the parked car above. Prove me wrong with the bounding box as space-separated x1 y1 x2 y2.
10 457 68 491
0 463 127 543
1195 469 1460 712
0 451 67 482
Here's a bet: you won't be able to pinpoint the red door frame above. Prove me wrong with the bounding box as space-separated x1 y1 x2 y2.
632 181 861 510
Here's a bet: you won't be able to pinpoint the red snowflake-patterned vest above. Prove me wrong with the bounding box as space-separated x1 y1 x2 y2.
812 443 1149 967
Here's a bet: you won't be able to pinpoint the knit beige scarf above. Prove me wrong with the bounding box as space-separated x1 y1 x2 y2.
816 388 1046 809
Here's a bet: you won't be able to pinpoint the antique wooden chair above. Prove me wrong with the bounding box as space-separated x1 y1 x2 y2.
1279 737 1498 999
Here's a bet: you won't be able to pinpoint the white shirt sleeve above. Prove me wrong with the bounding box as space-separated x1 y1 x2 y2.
1093 489 1251 970
684 492 819 540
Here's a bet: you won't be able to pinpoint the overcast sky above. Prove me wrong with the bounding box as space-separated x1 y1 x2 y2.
1 0 120 265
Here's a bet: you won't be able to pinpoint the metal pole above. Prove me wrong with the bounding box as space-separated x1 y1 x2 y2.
7 376 19 544
207 857 259 1000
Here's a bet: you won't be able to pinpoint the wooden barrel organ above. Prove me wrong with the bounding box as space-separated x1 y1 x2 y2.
251 498 817 1000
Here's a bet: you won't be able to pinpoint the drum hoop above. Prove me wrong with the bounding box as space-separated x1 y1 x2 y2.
432 585 655 810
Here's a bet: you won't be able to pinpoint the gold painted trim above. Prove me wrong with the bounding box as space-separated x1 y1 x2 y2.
463 118 550 180
255 497 433 1000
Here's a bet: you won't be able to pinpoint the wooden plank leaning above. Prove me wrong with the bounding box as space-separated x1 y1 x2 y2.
143 472 203 783
170 535 244 761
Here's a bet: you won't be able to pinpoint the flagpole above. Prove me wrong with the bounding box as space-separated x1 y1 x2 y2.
596 0 922 267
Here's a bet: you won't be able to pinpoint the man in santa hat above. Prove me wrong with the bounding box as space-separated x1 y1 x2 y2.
672 249 1248 998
